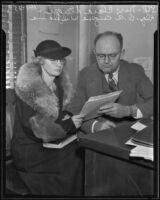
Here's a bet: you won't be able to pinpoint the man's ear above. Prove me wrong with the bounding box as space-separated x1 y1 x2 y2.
120 49 125 59
93 48 96 54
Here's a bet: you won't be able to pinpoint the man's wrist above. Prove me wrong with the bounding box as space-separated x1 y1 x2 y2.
129 105 138 118
93 121 103 133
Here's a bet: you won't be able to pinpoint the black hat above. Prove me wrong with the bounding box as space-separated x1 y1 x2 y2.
34 40 71 60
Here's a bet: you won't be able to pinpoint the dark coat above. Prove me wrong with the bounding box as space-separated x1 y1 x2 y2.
11 62 84 195
68 60 153 134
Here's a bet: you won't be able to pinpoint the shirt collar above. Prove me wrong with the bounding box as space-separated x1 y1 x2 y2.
105 65 120 82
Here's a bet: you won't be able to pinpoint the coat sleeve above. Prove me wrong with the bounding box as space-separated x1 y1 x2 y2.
29 115 67 143
134 65 153 118
15 95 67 143
55 110 77 134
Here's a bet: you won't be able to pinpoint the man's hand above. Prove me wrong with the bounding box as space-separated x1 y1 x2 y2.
94 120 116 132
71 114 84 129
98 103 130 118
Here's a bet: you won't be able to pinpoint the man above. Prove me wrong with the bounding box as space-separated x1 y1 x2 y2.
68 31 153 134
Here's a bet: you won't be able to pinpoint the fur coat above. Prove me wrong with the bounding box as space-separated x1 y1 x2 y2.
15 62 74 142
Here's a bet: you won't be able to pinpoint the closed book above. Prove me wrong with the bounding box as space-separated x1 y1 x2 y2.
131 122 153 147
43 134 77 149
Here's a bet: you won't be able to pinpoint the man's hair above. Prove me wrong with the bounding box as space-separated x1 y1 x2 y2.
94 31 123 49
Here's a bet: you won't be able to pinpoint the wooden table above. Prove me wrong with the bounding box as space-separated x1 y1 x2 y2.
78 119 155 197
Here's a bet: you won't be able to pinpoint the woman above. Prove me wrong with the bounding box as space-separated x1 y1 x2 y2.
11 40 84 195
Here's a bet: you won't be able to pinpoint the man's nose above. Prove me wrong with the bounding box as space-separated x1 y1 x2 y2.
104 55 110 63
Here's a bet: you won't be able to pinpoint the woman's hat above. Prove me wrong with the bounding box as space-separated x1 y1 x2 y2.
34 40 71 60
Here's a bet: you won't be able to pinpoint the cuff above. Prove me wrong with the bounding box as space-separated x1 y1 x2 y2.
135 108 143 119
129 105 143 119
91 120 99 133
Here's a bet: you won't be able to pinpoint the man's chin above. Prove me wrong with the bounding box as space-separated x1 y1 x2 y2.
102 68 112 74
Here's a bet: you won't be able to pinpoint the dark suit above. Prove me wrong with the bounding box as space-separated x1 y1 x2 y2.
69 60 153 133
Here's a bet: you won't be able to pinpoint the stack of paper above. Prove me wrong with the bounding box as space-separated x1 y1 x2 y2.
125 121 153 161
80 90 122 117
130 145 153 161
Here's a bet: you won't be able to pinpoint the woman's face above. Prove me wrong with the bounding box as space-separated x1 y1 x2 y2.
42 58 65 77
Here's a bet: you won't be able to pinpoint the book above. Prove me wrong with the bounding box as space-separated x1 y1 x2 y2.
80 90 122 118
43 134 77 149
130 122 153 147
125 122 154 161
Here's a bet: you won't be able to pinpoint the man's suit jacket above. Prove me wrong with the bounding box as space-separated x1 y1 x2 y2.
68 60 153 134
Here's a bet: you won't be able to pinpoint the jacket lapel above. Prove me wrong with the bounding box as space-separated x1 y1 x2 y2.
88 64 115 97
86 61 132 101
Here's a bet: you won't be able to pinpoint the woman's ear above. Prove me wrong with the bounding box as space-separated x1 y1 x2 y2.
39 57 44 65
32 56 44 65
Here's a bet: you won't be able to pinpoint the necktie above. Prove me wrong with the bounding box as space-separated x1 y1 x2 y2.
108 73 118 91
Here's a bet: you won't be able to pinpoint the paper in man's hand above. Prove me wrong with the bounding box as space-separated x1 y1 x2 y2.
80 90 122 118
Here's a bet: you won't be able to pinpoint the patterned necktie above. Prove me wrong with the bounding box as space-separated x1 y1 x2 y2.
108 73 118 91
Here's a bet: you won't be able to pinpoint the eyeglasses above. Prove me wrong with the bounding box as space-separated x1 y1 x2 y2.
49 58 66 64
95 52 121 61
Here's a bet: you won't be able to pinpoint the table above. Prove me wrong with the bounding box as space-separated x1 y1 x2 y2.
78 118 154 197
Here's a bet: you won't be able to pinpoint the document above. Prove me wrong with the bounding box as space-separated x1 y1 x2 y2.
126 122 153 161
130 146 153 161
131 122 153 147
131 121 147 131
126 139 153 161
43 134 77 149
80 90 122 117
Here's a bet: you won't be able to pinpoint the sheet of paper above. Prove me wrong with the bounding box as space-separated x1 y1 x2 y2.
130 145 153 161
125 139 137 146
131 121 147 131
80 90 122 116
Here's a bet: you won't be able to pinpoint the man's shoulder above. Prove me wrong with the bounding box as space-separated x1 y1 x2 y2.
121 60 144 73
79 63 99 76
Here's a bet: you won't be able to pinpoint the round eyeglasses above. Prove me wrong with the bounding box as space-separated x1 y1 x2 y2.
49 58 66 64
95 52 121 61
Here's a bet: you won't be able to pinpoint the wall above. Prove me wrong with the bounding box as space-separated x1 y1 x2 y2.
27 5 158 84
89 5 158 82
26 5 79 87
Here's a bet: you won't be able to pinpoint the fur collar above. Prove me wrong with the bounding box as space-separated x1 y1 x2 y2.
15 62 74 120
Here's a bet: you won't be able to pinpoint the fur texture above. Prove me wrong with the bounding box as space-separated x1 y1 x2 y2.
16 62 73 118
15 62 74 142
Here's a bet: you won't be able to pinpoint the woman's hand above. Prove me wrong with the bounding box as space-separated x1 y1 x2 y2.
71 114 84 129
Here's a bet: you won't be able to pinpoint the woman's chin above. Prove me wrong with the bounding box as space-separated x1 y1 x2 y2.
54 72 61 76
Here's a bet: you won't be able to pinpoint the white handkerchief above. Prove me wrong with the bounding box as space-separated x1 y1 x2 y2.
131 121 147 131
